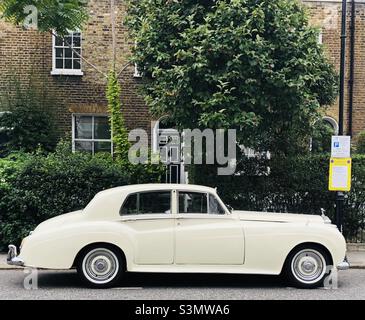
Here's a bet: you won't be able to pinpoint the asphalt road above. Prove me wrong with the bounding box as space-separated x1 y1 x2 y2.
0 269 364 300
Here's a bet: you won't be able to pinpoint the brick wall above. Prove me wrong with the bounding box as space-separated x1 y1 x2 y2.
0 0 151 138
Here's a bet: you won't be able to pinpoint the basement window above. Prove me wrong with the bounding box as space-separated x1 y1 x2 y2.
52 31 84 76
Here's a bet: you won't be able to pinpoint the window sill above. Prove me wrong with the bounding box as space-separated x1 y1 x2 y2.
51 70 84 76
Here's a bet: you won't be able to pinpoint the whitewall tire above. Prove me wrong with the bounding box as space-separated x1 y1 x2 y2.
77 245 124 288
285 245 331 289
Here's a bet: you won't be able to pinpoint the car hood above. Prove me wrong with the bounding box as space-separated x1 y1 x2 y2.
34 210 84 233
235 210 325 224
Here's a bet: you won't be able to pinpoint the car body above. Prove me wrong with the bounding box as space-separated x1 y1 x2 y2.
8 184 349 288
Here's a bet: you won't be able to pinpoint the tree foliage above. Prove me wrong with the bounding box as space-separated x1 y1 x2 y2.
126 0 338 155
0 0 88 35
107 70 131 163
356 131 365 155
0 76 59 156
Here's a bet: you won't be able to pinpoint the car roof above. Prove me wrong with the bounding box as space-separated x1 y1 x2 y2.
97 184 217 197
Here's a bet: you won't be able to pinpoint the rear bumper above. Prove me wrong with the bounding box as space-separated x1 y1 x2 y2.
7 245 24 267
337 257 350 271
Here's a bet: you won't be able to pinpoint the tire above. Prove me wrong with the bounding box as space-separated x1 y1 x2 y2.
284 245 331 289
76 245 124 288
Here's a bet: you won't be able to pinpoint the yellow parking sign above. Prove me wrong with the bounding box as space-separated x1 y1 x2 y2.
329 158 352 192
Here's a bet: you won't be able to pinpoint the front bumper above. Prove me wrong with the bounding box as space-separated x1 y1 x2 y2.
7 245 24 267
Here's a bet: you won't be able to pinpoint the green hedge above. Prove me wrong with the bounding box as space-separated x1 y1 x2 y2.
0 143 164 250
190 154 365 242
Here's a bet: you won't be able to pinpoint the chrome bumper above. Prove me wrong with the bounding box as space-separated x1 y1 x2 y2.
337 257 350 271
7 245 24 267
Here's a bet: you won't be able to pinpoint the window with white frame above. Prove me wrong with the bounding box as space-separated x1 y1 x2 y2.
72 115 112 155
52 31 83 75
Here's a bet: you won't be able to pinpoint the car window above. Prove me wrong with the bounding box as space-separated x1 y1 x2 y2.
120 191 171 215
120 193 138 215
139 192 171 214
179 192 208 214
209 194 226 215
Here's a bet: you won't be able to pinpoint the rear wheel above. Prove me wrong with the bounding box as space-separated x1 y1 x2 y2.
285 245 331 289
77 245 124 288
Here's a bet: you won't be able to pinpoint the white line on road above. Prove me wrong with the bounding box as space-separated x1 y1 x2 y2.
113 287 143 290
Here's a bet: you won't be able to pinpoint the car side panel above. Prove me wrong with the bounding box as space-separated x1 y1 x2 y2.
241 221 347 274
19 221 136 270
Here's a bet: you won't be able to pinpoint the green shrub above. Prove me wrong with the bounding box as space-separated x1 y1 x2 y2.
0 141 164 250
0 77 59 156
356 132 365 154
190 154 365 242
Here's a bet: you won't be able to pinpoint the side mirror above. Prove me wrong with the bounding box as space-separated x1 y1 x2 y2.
226 205 234 214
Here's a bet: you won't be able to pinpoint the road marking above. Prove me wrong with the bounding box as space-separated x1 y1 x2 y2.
113 287 143 290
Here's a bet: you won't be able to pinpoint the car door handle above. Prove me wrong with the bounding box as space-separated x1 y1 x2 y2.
121 218 137 222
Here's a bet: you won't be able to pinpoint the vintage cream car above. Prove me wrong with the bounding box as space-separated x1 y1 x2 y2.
8 184 349 288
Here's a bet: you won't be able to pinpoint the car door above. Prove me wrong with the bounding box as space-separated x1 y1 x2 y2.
120 190 174 265
175 191 245 265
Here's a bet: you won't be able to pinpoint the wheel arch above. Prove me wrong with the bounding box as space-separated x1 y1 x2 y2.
281 242 334 274
72 242 127 271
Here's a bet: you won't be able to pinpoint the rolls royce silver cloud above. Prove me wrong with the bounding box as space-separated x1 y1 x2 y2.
7 184 349 288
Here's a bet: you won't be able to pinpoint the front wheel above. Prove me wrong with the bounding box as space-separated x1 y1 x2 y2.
77 245 124 288
285 245 331 289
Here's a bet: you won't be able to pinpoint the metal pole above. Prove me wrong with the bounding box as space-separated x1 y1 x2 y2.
348 0 356 137
336 0 348 233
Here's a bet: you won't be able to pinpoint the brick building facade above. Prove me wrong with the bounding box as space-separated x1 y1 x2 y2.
0 0 150 155
0 0 364 153
305 0 365 138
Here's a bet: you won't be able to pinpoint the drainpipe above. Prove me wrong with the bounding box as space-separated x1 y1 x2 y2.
348 0 356 137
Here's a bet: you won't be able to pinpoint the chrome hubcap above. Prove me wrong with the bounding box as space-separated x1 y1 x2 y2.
82 248 119 284
291 249 326 284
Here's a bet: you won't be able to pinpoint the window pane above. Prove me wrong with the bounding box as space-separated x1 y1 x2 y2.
94 117 111 140
56 48 63 58
179 192 208 214
64 48 72 58
64 35 72 45
55 36 63 46
73 59 81 70
73 48 81 58
64 59 72 69
94 141 111 154
75 116 92 139
73 35 81 47
56 58 64 69
139 192 171 214
209 194 225 215
75 141 92 153
120 194 137 215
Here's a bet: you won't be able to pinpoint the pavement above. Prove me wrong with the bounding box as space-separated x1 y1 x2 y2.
0 269 364 300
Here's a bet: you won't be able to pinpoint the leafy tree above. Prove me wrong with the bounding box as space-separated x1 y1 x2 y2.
0 0 88 36
126 0 338 155
311 119 335 154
